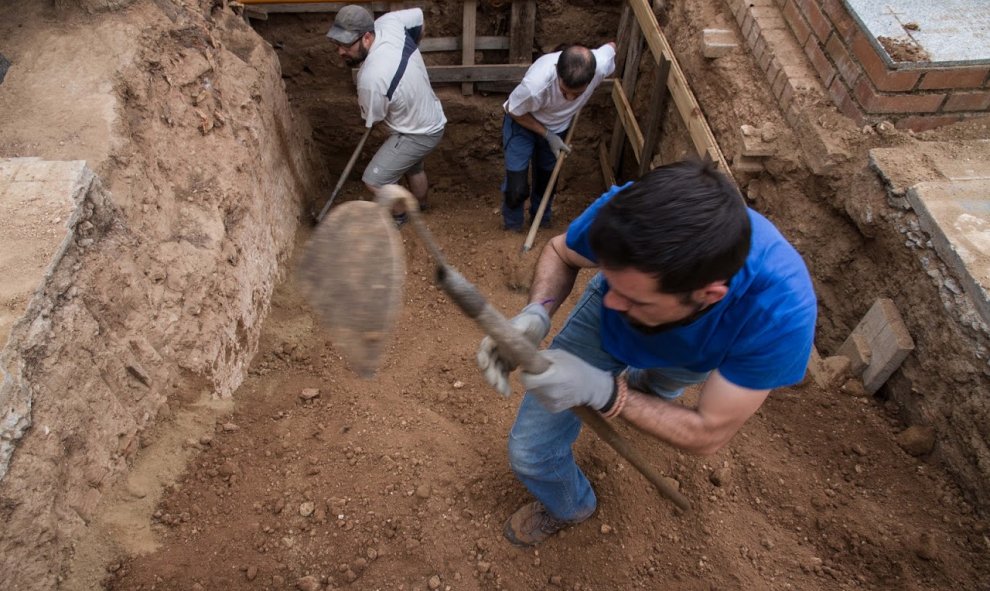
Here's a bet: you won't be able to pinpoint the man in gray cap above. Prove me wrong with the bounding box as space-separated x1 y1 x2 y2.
327 5 446 222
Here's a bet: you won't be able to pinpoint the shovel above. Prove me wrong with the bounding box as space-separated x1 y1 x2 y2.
522 112 580 252
298 185 690 512
313 127 372 223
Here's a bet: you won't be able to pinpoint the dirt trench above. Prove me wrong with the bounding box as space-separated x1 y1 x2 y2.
1 0 989 590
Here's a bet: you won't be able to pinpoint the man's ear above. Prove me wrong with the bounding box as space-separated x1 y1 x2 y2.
696 281 729 306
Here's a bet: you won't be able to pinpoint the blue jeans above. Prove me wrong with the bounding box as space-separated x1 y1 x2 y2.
501 115 567 230
507 273 709 521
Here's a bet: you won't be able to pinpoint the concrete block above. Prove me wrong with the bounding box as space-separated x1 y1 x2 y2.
836 332 872 374
838 298 915 394
738 124 778 157
732 154 766 174
702 29 737 58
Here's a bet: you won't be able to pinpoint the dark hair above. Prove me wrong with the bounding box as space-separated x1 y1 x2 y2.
588 159 751 294
555 45 596 89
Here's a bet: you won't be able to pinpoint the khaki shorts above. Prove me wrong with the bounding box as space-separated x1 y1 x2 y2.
362 129 444 186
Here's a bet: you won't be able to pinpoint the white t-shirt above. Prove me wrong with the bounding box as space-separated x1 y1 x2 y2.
356 8 446 135
504 44 616 134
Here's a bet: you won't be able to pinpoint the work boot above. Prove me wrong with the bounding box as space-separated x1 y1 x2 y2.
503 501 583 547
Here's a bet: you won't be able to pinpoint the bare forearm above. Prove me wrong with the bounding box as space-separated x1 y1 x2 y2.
620 390 723 455
529 238 579 316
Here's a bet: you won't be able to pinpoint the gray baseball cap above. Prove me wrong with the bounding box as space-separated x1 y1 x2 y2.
326 5 375 45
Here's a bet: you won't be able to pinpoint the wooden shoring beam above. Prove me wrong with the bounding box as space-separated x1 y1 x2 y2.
612 83 644 164
419 36 509 52
638 55 671 176
627 0 730 171
609 9 643 173
509 0 536 64
243 2 393 13
462 1 478 95
425 64 530 83
599 141 617 189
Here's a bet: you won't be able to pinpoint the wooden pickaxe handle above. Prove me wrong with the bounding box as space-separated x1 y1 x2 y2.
438 266 691 512
315 127 372 223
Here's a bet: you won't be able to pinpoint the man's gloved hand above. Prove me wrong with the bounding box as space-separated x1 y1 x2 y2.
520 349 614 413
544 130 572 157
477 303 551 396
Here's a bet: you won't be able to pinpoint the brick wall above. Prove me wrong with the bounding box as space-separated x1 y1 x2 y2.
726 0 990 131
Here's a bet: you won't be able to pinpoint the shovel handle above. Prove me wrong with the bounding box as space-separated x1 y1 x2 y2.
438 266 691 512
316 127 372 223
522 111 580 252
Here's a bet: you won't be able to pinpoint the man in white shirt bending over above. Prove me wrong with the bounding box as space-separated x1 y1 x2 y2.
500 42 615 232
328 5 446 223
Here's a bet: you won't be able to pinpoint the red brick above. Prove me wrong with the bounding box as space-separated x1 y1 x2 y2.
757 16 788 32
919 67 990 90
780 78 796 111
851 31 921 92
753 35 768 66
772 68 789 98
795 0 832 43
804 38 836 87
744 15 759 49
733 0 749 26
782 0 812 47
821 0 858 44
767 57 783 87
829 77 862 121
759 43 775 72
942 90 990 112
825 32 860 86
854 78 945 113
895 114 967 132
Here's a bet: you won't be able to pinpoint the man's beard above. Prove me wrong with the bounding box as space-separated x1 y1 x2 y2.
343 44 369 68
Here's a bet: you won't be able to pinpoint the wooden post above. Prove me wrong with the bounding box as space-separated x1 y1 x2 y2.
509 0 536 64
462 0 477 95
609 16 643 174
638 55 671 176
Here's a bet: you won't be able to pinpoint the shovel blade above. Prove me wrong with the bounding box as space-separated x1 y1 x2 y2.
297 200 405 377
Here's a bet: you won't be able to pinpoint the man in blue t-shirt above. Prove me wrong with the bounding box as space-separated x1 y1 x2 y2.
476 159 817 547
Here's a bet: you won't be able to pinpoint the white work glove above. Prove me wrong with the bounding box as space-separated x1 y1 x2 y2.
520 349 614 413
544 130 572 157
477 303 551 397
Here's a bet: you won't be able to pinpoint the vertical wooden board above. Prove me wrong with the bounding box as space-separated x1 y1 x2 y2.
599 141 617 189
461 0 477 95
609 19 643 172
612 83 644 164
509 0 536 64
638 56 671 176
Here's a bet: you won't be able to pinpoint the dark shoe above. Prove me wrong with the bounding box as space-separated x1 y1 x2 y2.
503 501 582 547
503 223 523 233
393 212 409 228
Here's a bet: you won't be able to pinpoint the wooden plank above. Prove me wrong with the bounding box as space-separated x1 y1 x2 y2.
419 36 509 52
627 0 731 173
837 299 915 394
427 64 530 83
509 0 536 64
388 1 405 9
599 141 617 189
612 4 633 79
638 55 671 176
609 16 643 172
612 83 644 164
462 0 477 95
245 2 393 13
351 64 529 84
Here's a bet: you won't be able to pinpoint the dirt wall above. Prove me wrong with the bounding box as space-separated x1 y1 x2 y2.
0 1 321 589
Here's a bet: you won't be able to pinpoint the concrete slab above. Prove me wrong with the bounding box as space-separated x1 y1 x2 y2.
906 179 990 325
846 0 990 64
0 158 86 345
870 140 990 196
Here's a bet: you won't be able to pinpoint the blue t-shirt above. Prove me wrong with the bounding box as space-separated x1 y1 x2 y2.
566 184 817 390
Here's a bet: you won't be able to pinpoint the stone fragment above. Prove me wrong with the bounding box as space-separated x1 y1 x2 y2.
296 575 320 591
300 388 320 401
837 298 914 394
702 28 737 58
896 425 936 456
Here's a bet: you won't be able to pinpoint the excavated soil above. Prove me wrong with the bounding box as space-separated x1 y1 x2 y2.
1 1 988 590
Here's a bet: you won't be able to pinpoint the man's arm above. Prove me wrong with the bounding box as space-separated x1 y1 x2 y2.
507 111 549 138
620 370 770 455
529 234 596 316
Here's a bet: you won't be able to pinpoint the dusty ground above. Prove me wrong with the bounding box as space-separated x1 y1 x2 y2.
1 0 988 590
